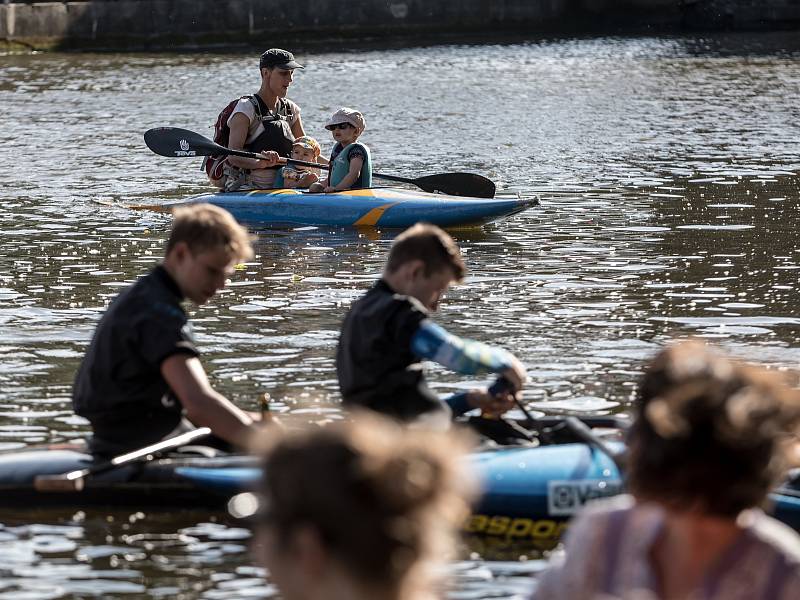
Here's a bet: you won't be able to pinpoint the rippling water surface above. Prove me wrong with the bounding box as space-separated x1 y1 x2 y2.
2 32 800 598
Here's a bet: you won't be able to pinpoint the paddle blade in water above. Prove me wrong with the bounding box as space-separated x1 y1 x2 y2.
414 173 496 198
144 127 222 158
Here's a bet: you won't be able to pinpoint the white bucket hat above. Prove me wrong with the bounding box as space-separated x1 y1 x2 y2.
325 107 366 134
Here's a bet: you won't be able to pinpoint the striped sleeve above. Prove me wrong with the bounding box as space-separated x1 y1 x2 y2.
410 320 512 375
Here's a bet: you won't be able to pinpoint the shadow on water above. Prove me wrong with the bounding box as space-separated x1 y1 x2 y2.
677 31 800 56
643 175 800 348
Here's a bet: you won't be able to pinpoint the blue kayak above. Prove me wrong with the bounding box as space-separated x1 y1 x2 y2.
174 443 800 534
148 187 537 228
2 440 797 538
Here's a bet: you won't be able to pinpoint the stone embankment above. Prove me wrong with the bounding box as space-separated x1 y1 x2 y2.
1 0 799 51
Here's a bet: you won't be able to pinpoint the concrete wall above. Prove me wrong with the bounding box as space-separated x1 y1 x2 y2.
2 0 569 49
1 0 798 51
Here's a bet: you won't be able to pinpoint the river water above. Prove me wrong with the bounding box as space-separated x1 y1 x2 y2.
1 32 800 598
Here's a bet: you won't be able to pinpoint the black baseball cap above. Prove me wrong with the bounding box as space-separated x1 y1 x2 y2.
259 48 304 70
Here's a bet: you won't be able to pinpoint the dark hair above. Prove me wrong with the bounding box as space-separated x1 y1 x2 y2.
165 204 253 260
627 340 800 517
256 414 475 587
385 223 466 281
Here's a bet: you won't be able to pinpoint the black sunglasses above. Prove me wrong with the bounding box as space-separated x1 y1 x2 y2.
327 122 353 131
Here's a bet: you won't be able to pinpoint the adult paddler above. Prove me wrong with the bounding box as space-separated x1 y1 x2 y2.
218 48 306 192
72 204 268 456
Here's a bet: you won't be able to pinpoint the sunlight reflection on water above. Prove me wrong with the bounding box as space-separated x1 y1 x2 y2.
2 31 800 598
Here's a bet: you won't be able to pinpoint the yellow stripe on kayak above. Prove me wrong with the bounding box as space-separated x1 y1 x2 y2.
345 189 380 197
353 203 400 226
244 188 406 199
246 189 301 196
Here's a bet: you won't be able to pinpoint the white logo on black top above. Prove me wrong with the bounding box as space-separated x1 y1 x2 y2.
181 323 196 344
161 393 177 409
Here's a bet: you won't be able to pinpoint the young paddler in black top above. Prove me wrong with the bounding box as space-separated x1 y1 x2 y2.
72 204 268 456
336 223 528 424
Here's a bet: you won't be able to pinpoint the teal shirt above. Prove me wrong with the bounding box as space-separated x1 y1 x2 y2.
330 142 372 189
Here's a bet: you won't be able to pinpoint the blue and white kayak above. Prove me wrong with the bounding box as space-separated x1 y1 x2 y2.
2 441 798 538
173 443 800 534
147 187 537 228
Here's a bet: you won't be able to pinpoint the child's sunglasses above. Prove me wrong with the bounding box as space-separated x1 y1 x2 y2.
326 122 354 131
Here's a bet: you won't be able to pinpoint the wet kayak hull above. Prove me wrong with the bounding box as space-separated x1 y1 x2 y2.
4 443 796 537
147 187 536 228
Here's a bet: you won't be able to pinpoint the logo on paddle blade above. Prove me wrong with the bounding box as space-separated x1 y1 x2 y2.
174 139 196 157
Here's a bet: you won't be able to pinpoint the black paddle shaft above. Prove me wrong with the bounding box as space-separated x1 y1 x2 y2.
563 417 626 472
144 127 496 198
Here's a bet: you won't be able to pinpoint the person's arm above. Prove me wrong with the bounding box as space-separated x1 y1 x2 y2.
298 171 319 187
411 321 525 383
411 320 526 418
443 390 517 418
325 156 363 192
162 354 256 448
227 111 279 170
309 168 330 193
290 112 306 138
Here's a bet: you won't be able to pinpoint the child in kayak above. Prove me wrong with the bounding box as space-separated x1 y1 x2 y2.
72 204 273 456
336 223 527 425
310 107 372 193
274 136 321 189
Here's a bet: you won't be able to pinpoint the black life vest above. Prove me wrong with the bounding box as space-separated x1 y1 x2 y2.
204 94 296 181
246 94 295 158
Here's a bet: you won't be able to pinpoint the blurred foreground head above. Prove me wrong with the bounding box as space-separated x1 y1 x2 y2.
629 340 800 517
248 413 477 600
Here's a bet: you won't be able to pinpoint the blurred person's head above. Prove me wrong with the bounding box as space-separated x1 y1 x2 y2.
244 413 476 600
628 340 800 518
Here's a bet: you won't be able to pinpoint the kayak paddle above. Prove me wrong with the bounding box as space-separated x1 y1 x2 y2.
489 375 539 422
34 427 212 492
563 416 626 472
144 127 497 199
